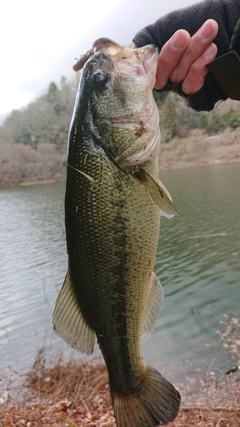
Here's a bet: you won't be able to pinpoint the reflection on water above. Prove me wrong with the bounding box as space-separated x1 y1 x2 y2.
142 163 240 378
0 164 240 381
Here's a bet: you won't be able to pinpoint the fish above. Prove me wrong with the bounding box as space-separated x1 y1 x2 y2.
53 37 180 426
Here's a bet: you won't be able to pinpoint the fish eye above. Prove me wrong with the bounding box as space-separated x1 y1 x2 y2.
92 70 109 89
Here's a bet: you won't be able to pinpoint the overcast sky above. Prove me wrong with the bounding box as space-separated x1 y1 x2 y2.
1 0 200 118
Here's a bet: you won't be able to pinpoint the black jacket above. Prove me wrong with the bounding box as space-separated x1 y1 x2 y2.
133 0 240 111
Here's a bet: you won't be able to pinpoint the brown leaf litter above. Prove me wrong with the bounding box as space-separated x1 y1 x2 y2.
0 314 240 427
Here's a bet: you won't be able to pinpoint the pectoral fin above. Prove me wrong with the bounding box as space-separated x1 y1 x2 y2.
141 273 164 338
53 270 95 355
134 168 179 218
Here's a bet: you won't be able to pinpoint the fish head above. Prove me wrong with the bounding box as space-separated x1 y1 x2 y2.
71 38 160 170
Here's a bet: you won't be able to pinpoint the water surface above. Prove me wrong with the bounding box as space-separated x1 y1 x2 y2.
0 163 239 382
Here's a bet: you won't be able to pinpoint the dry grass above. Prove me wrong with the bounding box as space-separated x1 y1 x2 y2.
159 128 240 170
0 352 239 427
1 316 239 427
0 352 114 427
1 124 240 189
0 143 66 188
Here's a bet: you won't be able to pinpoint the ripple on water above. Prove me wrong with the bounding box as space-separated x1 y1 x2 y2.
0 165 240 380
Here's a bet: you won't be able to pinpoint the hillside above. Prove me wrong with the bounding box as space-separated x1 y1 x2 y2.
0 81 240 189
1 125 239 189
159 128 240 170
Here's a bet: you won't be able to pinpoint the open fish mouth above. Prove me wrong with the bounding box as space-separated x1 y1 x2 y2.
93 38 158 84
73 37 158 89
54 35 180 427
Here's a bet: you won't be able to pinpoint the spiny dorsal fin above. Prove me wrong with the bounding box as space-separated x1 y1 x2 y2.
53 270 95 354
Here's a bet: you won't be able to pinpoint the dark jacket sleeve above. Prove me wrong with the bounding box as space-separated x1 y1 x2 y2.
133 0 240 111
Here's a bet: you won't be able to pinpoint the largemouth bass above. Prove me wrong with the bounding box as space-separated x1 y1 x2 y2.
53 38 180 426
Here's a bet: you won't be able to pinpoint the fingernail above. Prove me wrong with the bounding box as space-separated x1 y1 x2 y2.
172 31 189 50
203 43 216 57
199 20 214 40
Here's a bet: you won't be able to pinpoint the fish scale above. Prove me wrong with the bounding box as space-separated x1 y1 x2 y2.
67 153 157 390
53 37 180 426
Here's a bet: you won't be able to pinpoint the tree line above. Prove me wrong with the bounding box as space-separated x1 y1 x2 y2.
1 76 240 150
154 92 240 142
0 76 240 188
0 76 77 153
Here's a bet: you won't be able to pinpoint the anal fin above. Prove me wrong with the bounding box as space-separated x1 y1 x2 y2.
53 270 95 355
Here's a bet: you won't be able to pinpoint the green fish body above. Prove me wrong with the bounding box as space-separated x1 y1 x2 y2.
53 38 180 426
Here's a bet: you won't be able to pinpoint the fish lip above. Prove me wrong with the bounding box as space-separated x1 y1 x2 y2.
93 37 123 53
93 37 158 59
73 38 158 88
70 38 160 168
92 38 158 81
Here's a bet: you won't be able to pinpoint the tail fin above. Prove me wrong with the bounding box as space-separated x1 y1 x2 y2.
111 365 180 427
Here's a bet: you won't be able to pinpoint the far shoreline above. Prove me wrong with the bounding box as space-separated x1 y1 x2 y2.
1 157 239 190
0 128 240 190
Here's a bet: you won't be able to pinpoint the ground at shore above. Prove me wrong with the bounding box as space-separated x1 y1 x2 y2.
0 127 240 189
1 313 240 427
0 351 239 427
159 128 240 171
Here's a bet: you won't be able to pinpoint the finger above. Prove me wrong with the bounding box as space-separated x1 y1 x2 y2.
170 19 218 83
181 42 217 94
155 29 190 90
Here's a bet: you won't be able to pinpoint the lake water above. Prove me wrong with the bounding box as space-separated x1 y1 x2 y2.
0 163 240 384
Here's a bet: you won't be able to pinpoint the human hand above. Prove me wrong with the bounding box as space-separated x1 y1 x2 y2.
155 19 218 94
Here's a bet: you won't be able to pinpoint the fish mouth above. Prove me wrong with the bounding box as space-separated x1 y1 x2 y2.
73 38 158 88
93 38 158 88
72 38 159 170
